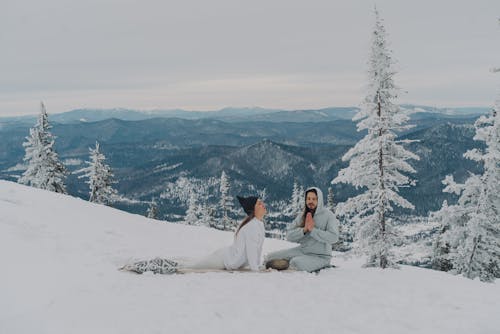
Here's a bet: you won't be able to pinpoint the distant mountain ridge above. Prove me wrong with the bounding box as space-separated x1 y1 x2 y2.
0 105 490 125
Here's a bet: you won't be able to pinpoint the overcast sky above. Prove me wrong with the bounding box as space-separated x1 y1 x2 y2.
1 0 499 116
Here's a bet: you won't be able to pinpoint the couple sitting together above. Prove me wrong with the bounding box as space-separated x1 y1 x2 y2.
122 186 339 274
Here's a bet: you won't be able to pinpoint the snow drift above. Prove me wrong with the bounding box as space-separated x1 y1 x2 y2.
0 180 498 334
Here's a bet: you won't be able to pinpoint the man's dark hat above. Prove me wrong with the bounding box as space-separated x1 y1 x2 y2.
237 196 258 215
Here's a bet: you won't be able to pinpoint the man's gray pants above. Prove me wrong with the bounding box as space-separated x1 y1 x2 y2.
265 246 331 272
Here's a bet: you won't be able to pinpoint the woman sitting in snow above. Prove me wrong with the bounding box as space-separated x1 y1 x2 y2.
121 195 266 274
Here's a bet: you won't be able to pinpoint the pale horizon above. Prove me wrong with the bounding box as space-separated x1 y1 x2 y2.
2 0 499 117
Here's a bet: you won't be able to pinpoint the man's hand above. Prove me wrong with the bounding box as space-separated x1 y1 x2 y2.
304 212 315 232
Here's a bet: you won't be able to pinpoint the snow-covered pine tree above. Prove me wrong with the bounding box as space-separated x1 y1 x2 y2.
298 185 305 212
432 102 500 282
199 203 216 228
146 198 159 219
430 198 465 272
219 170 233 230
327 186 351 252
327 186 335 212
290 181 301 217
77 141 118 205
257 188 267 202
19 102 68 193
332 9 419 269
184 191 199 225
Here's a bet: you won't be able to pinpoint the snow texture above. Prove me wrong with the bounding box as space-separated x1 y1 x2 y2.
1 180 499 334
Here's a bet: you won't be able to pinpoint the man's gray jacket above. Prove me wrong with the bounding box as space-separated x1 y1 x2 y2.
287 187 339 257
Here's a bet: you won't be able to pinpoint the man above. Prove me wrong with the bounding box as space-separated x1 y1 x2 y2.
265 186 339 272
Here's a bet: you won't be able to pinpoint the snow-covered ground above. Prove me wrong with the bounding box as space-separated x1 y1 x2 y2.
1 180 498 334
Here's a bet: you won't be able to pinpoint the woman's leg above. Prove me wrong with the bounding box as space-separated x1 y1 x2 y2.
186 247 227 270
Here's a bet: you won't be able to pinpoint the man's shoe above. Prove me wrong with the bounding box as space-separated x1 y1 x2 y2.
265 259 289 270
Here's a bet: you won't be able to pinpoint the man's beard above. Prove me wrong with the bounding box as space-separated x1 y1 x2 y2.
305 205 317 216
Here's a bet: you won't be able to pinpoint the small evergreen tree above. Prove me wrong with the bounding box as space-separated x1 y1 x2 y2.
290 181 301 217
332 9 419 268
77 141 118 205
328 186 351 252
431 198 465 272
19 102 68 193
219 170 233 230
199 203 216 228
298 185 305 212
257 188 267 202
327 187 335 212
146 198 159 219
184 191 199 225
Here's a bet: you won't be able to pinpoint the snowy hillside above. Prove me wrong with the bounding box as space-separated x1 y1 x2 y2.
1 180 498 334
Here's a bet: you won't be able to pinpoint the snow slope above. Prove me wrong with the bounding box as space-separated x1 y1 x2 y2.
1 180 498 334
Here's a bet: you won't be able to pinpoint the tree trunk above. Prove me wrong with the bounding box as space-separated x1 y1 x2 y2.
377 95 387 268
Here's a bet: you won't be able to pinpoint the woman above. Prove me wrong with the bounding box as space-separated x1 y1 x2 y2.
121 195 266 274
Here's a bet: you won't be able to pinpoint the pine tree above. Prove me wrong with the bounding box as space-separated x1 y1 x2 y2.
77 141 118 205
332 9 419 268
257 188 267 202
184 191 199 225
432 104 500 282
298 185 305 212
430 198 466 272
290 181 301 217
327 186 335 212
199 204 215 228
19 102 68 193
146 198 159 219
328 186 350 252
219 170 233 230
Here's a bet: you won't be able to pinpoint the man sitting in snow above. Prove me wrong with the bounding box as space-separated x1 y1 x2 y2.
265 187 339 272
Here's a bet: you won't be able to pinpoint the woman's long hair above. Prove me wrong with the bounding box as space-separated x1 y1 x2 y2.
299 188 317 227
235 213 255 236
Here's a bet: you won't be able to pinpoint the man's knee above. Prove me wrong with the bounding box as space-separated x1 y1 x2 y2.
289 257 308 271
289 256 330 272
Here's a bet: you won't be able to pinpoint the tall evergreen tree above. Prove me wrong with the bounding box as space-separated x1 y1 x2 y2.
77 141 118 205
332 9 419 268
19 102 68 193
432 103 500 282
219 170 233 230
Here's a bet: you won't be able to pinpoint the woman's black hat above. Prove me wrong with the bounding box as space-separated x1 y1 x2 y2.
236 196 258 215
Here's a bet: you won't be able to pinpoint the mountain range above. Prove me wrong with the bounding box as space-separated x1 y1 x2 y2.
0 106 487 219
0 105 489 125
